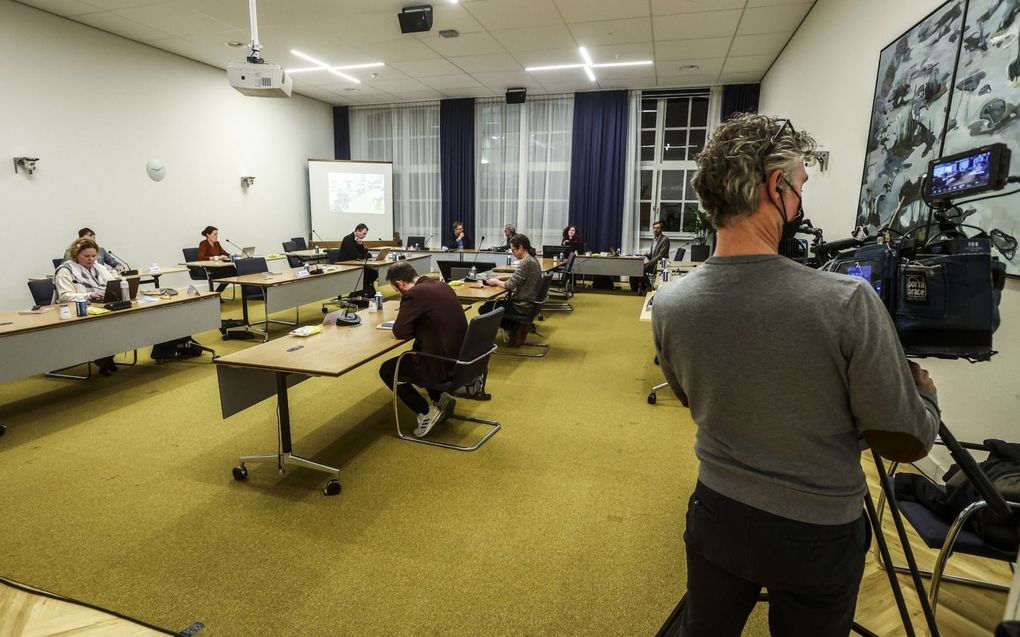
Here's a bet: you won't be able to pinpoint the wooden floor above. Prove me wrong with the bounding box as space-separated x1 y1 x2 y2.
0 459 1012 636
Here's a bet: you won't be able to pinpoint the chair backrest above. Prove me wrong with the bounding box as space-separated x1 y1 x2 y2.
27 279 55 306
181 247 207 281
325 248 342 264
674 247 686 262
290 236 308 250
52 258 64 269
527 273 554 320
564 251 576 272
447 308 504 390
282 241 303 268
234 256 268 276
406 235 425 248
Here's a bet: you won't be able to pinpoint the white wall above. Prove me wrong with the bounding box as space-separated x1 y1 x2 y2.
0 0 334 310
760 0 1020 472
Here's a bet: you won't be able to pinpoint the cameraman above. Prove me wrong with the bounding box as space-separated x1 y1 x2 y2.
652 114 940 637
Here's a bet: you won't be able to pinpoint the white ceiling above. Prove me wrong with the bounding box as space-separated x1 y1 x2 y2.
16 0 815 105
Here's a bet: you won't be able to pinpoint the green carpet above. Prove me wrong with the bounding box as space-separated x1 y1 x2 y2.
0 287 768 635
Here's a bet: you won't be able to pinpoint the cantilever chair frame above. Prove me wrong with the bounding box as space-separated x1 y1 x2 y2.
231 257 299 342
874 448 1019 618
495 272 553 358
544 251 576 312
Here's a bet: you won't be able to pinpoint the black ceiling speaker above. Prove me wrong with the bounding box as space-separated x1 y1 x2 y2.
506 87 527 104
398 5 433 34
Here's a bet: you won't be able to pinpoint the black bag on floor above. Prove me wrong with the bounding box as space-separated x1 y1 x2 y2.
591 275 616 290
151 337 204 361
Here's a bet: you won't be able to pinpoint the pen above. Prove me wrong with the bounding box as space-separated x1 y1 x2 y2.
0 321 13 326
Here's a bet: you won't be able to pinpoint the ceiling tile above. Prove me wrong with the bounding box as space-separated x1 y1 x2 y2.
746 0 815 6
737 4 812 35
587 42 653 63
652 9 741 40
569 18 651 47
722 54 773 73
472 71 545 90
651 0 745 14
420 74 485 90
82 0 166 9
353 37 437 64
420 31 506 57
594 64 657 80
657 73 720 87
174 0 249 29
112 3 240 38
442 87 497 98
717 71 766 83
389 58 464 77
386 88 445 99
530 67 595 85
427 4 485 34
448 53 522 73
728 32 791 57
513 48 582 68
366 78 430 93
538 80 598 94
655 37 732 60
462 0 564 31
72 11 175 42
597 76 657 89
554 0 649 22
490 24 575 52
17 0 98 15
657 57 725 76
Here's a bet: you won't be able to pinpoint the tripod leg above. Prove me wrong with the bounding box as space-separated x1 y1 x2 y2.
863 488 917 637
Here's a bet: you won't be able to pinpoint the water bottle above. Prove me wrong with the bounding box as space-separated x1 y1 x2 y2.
468 265 477 280
507 255 512 265
119 277 130 301
374 291 383 311
559 251 564 262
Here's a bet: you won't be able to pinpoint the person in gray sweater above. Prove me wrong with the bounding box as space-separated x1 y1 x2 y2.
652 114 940 637
483 233 542 346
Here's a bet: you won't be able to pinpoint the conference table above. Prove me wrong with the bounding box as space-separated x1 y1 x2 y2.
336 253 432 280
213 265 362 341
0 290 221 385
449 281 507 304
569 254 645 277
179 256 287 291
32 265 188 289
215 301 408 495
491 257 560 274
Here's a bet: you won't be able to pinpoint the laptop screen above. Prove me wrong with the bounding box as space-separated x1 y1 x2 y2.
104 277 140 302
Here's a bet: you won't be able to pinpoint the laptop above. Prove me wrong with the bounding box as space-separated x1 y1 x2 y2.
451 266 489 281
374 248 391 262
103 277 140 302
240 246 256 259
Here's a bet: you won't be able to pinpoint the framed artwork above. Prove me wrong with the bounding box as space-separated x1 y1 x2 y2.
857 0 1019 275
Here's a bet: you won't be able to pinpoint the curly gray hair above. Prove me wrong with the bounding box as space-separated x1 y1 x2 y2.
692 113 816 229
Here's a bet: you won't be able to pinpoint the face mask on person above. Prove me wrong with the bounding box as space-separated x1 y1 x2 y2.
775 177 804 250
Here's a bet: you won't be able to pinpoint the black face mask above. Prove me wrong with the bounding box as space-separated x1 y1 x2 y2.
775 177 804 250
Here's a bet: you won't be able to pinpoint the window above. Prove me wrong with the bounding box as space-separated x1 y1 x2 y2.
639 93 710 236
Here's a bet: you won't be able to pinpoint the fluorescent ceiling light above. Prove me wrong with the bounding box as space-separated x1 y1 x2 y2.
289 49 385 83
525 46 652 83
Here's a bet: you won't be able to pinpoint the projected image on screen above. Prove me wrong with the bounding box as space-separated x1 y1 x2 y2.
329 173 385 215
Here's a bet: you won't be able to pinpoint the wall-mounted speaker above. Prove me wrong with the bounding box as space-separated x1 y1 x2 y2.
398 5 433 34
506 87 527 104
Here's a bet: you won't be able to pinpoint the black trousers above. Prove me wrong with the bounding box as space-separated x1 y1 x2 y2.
479 299 516 322
379 356 440 415
671 481 869 637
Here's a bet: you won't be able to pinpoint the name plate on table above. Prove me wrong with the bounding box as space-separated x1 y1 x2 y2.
146 265 161 273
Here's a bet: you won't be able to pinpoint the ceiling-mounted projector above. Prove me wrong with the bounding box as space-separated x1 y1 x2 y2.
228 0 292 98
228 60 292 97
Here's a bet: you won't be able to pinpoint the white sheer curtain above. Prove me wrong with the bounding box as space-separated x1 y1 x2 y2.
621 90 642 253
350 102 441 241
475 95 573 248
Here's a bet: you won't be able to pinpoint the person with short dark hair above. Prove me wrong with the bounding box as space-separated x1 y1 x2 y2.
630 220 670 294
446 221 473 250
495 224 516 251
482 233 542 347
62 227 124 272
379 262 466 438
652 113 939 637
197 226 235 294
338 223 377 297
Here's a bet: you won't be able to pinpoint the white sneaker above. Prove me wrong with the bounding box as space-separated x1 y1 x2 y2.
414 405 442 438
435 393 457 426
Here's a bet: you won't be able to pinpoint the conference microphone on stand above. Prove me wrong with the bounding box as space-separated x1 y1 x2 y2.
464 236 486 281
312 229 326 243
422 233 434 249
224 238 247 260
336 253 373 327
106 250 136 275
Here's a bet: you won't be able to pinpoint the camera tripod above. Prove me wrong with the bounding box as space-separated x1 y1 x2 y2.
656 419 1015 637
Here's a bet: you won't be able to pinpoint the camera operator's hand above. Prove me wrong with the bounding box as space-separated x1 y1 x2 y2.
908 360 937 398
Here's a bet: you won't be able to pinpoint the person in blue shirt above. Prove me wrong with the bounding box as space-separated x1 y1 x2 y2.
446 221 473 250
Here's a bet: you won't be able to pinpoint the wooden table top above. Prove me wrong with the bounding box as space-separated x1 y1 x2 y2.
285 249 328 258
449 281 507 302
214 301 407 377
492 257 560 273
213 264 360 287
0 290 219 338
180 255 286 268
336 253 431 268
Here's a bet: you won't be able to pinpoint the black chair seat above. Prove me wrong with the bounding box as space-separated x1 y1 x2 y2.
897 491 1016 560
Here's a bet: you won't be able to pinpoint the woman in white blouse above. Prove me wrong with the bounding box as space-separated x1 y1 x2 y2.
54 237 114 303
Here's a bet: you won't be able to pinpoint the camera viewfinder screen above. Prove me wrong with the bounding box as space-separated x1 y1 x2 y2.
930 150 991 198
839 260 883 295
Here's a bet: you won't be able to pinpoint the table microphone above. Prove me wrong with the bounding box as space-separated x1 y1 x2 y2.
422 233 434 249
464 236 485 281
312 229 325 242
336 253 373 327
107 250 134 274
225 238 245 254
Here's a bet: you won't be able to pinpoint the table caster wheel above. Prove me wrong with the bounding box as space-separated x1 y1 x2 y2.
232 465 248 481
324 480 342 496
322 307 328 313
647 393 657 405
0 424 6 436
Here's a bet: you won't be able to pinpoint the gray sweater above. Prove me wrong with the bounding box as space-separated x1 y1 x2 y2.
505 253 543 314
652 254 939 525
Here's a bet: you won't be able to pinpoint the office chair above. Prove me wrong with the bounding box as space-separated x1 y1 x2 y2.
545 251 575 312
28 278 55 306
875 440 1020 618
233 257 298 340
52 257 64 269
290 236 308 250
406 235 425 249
673 247 687 261
282 240 303 268
183 247 235 298
392 308 503 451
496 272 553 358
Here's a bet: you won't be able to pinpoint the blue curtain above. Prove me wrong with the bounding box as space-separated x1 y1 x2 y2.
440 98 475 244
333 106 351 160
567 90 629 252
721 84 760 120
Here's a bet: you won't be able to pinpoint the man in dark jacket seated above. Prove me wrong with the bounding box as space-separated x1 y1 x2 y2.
338 223 377 298
379 262 466 437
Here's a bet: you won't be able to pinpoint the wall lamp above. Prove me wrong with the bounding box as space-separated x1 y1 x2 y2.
241 176 256 188
14 157 39 174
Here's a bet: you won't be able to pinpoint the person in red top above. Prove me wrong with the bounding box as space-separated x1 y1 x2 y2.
379 262 466 438
197 225 236 293
562 224 583 248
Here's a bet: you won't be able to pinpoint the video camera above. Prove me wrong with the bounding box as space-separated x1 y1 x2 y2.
811 144 1015 362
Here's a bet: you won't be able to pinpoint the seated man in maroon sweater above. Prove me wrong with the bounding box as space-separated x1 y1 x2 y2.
380 262 467 437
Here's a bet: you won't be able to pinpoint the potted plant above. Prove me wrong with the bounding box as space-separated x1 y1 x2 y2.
690 210 713 262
